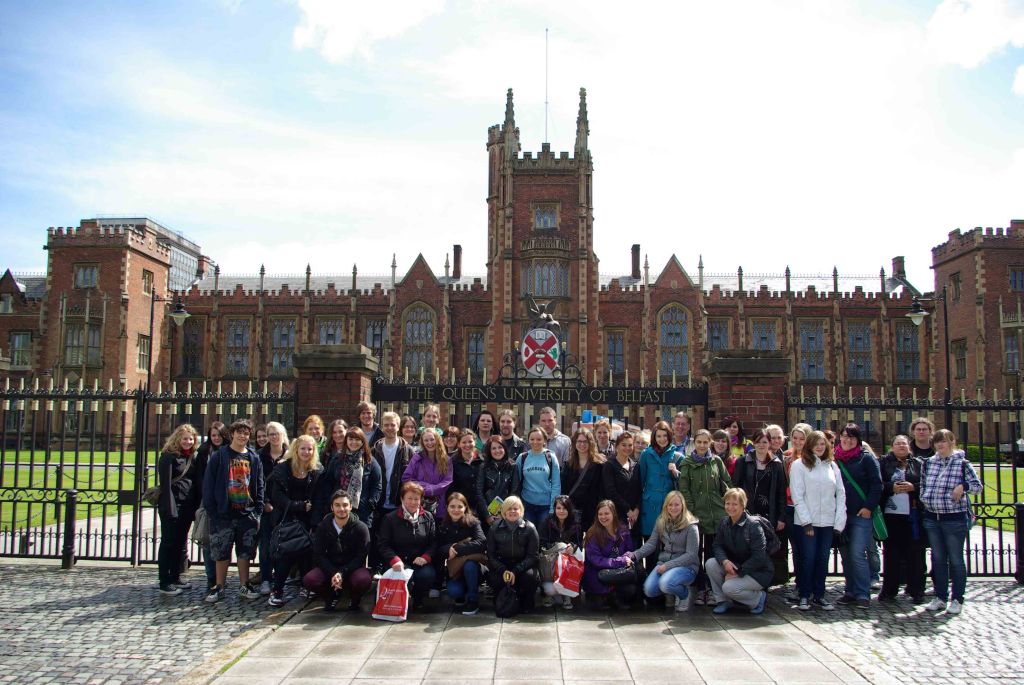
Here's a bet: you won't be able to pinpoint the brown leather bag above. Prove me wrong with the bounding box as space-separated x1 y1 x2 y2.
446 537 488 579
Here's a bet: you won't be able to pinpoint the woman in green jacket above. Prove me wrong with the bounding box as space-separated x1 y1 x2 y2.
677 429 730 606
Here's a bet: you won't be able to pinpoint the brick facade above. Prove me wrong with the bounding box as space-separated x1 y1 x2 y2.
2 89 1022 433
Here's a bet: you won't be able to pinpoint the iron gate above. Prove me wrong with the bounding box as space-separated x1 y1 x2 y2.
0 379 295 565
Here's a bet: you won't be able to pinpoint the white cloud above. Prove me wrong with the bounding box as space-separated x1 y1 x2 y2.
291 0 445 63
1014 64 1024 94
927 0 1024 67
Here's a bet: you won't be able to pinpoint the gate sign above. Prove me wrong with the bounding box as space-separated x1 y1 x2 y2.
522 328 560 378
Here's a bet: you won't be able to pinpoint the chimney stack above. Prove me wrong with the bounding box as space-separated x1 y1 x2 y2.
453 245 462 279
631 244 641 280
892 256 905 278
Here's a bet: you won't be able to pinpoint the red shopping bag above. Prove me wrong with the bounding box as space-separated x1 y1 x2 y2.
552 549 584 597
372 568 414 622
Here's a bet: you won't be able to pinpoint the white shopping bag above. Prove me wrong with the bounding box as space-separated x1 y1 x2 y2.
371 568 414 622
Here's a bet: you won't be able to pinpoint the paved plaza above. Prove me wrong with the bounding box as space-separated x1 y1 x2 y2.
0 562 1021 685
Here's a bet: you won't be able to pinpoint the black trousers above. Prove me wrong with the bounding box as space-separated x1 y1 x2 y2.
881 513 926 599
273 551 314 593
696 531 715 591
158 512 191 586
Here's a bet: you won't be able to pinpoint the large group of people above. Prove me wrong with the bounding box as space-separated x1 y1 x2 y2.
154 404 982 618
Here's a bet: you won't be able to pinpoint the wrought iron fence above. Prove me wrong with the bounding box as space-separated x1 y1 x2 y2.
785 386 1022 578
0 378 295 565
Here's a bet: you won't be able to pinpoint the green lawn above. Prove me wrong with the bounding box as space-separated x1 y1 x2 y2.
0 451 161 529
977 465 1023 532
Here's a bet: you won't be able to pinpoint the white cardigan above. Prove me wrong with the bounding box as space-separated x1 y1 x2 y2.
789 457 847 530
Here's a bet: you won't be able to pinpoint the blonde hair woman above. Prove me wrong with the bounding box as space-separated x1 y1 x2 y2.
156 423 200 595
707 488 774 615
628 490 701 611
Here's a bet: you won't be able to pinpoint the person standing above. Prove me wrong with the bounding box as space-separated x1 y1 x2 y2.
789 430 846 611
256 421 289 595
402 429 453 519
783 423 812 599
371 412 414 570
516 427 561 527
303 490 372 612
156 424 199 595
539 407 571 465
672 412 695 458
909 417 936 459
476 436 520 529
731 428 788 587
202 419 264 603
920 430 982 615
712 429 738 477
356 401 382 447
677 429 730 606
194 421 228 590
497 409 528 460
878 434 926 603
593 419 616 459
472 410 498 452
603 432 641 544
639 421 684 542
562 430 606 532
449 430 481 512
266 435 322 607
301 415 328 455
834 423 882 609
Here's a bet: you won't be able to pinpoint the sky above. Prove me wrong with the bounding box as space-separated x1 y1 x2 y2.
1 0 1023 291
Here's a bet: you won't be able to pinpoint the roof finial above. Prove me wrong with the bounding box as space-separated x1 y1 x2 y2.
505 88 515 126
832 266 839 294
575 87 589 154
391 254 398 287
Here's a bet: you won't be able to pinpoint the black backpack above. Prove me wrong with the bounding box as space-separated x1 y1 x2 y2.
743 514 782 556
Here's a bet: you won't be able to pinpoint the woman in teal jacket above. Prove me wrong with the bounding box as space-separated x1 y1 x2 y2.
638 421 684 538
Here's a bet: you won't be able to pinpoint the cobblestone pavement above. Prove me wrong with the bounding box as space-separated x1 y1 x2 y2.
1 561 1020 685
209 579 1023 685
0 562 291 685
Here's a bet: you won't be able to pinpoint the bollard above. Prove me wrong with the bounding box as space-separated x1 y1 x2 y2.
61 489 78 570
1016 503 1024 585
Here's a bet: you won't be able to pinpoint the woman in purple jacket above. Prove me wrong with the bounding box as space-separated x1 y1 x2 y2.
583 500 638 609
401 429 453 519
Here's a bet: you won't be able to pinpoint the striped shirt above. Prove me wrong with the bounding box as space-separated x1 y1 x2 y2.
919 451 982 515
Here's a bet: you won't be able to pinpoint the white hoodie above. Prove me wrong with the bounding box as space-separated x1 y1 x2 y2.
790 457 847 530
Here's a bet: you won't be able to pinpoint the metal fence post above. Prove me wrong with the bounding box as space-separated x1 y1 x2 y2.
61 489 77 569
1015 503 1024 585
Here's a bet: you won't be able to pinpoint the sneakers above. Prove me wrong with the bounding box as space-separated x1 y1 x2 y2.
797 598 811 611
158 584 183 596
855 598 870 609
323 598 338 612
171 580 193 590
812 597 835 611
712 600 733 615
268 591 286 607
428 588 441 599
674 597 690 612
204 585 225 603
750 592 768 615
925 598 947 612
258 581 272 596
239 583 260 601
836 594 857 606
562 596 573 610
298 587 312 600
453 597 466 607
541 595 555 608
946 600 963 615
693 589 707 606
462 601 480 616
664 594 676 608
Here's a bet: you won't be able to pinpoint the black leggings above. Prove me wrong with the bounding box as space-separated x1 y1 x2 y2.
158 511 192 586
696 531 715 591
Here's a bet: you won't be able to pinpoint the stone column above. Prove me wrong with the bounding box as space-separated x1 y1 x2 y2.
293 344 379 427
705 352 791 429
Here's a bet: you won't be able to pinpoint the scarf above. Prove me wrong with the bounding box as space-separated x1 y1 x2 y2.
834 444 861 463
653 442 669 456
402 506 420 523
690 451 711 465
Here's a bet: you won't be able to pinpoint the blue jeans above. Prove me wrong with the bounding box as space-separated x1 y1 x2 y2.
446 560 481 603
840 516 873 600
923 514 970 603
642 565 697 601
797 526 834 600
523 502 550 529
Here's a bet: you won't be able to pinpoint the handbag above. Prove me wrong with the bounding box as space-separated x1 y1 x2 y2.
447 552 488 579
597 565 639 586
270 512 314 558
372 568 414 622
538 542 567 583
495 583 520 618
553 548 585 597
143 454 194 506
191 506 210 546
837 460 888 542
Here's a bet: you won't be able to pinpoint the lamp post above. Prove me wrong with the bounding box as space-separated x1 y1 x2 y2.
146 290 190 394
907 285 951 428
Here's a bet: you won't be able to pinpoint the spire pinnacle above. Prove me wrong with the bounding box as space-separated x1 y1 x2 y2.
575 87 589 154
505 88 515 126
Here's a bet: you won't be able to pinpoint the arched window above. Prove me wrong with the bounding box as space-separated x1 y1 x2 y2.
659 305 689 381
403 305 434 376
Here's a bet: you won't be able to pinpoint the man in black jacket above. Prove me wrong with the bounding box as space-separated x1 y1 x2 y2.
303 490 371 611
498 409 527 459
357 401 383 447
370 411 414 570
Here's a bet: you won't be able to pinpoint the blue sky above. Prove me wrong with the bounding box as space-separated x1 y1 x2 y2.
1 0 1023 291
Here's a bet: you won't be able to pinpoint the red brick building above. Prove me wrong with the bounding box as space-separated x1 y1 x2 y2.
2 88 1021 430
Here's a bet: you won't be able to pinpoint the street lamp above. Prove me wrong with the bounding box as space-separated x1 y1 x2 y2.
147 291 190 394
906 285 951 427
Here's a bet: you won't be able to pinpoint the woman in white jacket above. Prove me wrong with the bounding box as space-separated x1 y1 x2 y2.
789 430 846 611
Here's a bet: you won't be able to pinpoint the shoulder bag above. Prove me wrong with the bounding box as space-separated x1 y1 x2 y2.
836 460 888 542
143 454 194 507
